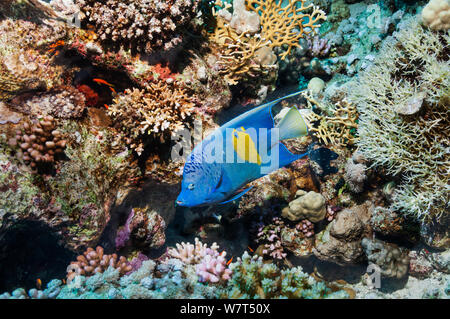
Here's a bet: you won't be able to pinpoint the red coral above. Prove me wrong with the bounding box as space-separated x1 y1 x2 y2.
152 63 177 81
76 84 99 107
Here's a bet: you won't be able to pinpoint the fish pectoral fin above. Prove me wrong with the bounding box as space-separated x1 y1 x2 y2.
218 186 254 205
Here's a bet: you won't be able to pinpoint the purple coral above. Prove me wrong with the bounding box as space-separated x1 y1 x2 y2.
296 219 314 238
256 217 287 260
167 238 232 283
196 252 232 283
115 208 134 249
307 36 331 57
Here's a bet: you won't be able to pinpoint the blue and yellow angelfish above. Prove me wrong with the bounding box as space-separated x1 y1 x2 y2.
176 90 311 207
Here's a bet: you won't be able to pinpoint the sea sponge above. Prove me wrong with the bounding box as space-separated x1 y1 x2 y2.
349 17 449 222
281 190 326 222
422 0 450 31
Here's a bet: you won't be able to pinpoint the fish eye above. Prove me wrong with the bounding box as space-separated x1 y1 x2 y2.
188 183 195 190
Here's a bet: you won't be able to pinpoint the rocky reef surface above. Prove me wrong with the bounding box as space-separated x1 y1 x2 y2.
0 0 448 299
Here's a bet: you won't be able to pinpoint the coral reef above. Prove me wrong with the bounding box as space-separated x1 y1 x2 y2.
344 156 367 193
302 90 359 147
281 190 326 223
8 116 66 172
108 81 196 155
66 246 132 283
361 238 410 279
220 252 349 298
76 0 200 53
349 17 449 225
255 217 288 260
17 88 86 119
115 207 166 250
195 253 232 284
0 18 66 101
210 0 326 86
0 0 449 301
314 203 371 265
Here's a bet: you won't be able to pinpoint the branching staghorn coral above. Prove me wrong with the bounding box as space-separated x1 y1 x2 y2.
301 90 359 147
349 17 449 222
107 81 196 155
210 0 326 85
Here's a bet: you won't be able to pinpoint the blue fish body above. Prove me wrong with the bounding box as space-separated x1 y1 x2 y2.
176 91 310 207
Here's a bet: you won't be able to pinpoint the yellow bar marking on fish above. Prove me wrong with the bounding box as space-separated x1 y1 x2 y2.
232 127 262 165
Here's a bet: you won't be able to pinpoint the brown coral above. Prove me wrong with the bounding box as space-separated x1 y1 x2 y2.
66 246 132 282
76 0 200 53
9 116 66 172
108 80 196 155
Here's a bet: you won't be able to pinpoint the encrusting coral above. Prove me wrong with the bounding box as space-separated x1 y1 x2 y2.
281 190 326 223
18 87 86 119
66 246 132 283
76 0 200 53
349 17 449 223
361 238 410 279
8 116 66 172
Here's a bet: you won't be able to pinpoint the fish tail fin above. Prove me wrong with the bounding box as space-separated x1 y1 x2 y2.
276 106 310 141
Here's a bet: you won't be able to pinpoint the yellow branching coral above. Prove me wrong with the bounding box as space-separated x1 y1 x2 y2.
301 90 358 147
108 81 196 155
247 0 327 60
210 0 326 85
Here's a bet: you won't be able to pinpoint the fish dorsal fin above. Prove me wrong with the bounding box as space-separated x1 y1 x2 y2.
218 186 254 205
221 90 306 132
276 106 309 141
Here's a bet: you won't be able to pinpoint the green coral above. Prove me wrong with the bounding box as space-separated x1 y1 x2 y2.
47 122 135 216
219 252 349 299
349 17 449 222
0 141 41 224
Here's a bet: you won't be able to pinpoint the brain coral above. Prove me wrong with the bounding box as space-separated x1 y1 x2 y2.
76 0 200 53
349 17 449 222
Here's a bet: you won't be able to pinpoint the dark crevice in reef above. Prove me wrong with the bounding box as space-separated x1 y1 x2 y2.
0 219 76 293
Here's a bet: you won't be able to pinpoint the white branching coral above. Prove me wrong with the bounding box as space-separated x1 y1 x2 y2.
167 237 220 265
349 17 449 221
